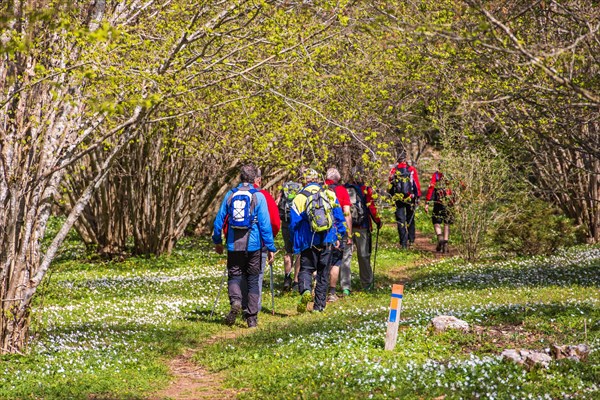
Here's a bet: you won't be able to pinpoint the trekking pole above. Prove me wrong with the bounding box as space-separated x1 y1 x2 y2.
407 205 416 231
211 264 228 318
373 226 380 288
269 260 275 316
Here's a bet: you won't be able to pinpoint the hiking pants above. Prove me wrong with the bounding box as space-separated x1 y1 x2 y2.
340 241 352 292
354 228 373 289
241 247 267 315
298 246 333 312
227 250 262 319
395 202 416 246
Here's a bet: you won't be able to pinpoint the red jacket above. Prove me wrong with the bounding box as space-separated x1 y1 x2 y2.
324 179 351 208
388 162 422 198
255 184 281 237
426 171 453 204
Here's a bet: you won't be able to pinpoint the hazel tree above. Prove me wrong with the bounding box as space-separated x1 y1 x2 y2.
0 0 349 353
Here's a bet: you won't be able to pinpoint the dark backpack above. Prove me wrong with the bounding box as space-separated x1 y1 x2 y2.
391 166 414 199
433 172 452 203
345 184 368 227
278 181 302 222
302 186 333 233
227 185 258 230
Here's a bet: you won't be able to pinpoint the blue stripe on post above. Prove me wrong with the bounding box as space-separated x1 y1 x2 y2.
389 309 397 323
391 293 403 299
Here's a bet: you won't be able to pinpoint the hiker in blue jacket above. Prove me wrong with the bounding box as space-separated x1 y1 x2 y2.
289 168 346 313
212 164 276 328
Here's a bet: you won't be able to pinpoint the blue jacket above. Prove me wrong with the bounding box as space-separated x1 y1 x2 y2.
212 183 277 253
289 183 346 254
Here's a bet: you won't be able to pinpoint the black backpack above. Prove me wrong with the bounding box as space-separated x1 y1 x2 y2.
391 166 414 199
278 181 302 222
345 184 368 227
433 172 452 203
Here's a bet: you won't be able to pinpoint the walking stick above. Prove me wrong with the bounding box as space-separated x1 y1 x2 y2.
373 226 380 288
211 264 228 318
269 260 275 316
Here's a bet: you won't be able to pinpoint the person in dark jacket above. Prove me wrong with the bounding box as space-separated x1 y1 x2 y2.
388 150 421 249
342 166 382 291
212 164 276 328
276 180 302 291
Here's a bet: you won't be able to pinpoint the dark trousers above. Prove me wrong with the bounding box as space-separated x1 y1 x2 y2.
227 250 262 319
395 202 416 246
241 248 267 315
298 246 333 312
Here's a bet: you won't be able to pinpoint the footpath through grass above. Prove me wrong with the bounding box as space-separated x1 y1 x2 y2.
0 219 599 399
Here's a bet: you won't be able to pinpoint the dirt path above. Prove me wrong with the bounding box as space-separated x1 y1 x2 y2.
412 229 456 258
386 228 455 282
150 347 240 400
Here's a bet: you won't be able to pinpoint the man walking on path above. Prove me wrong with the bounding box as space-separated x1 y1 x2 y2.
388 149 421 249
276 180 302 292
324 167 352 302
212 164 276 328
424 167 454 253
240 168 280 317
342 166 382 291
290 168 346 313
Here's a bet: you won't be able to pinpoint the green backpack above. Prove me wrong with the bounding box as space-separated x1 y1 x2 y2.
302 186 334 232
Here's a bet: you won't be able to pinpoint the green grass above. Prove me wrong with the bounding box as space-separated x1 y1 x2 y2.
1 214 598 399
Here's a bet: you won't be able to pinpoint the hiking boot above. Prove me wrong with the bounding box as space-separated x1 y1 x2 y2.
436 240 443 252
283 275 293 291
297 290 312 313
291 282 299 293
225 302 241 326
247 316 257 328
342 289 351 297
441 240 449 253
327 293 339 303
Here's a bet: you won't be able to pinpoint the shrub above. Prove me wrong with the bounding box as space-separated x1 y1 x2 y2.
494 198 583 256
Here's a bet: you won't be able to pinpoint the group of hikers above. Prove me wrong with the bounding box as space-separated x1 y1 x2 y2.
212 150 454 328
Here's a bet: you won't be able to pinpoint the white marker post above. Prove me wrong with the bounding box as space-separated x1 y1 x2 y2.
384 284 404 351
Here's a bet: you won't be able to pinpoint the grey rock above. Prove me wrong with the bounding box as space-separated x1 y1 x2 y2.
501 349 524 365
430 315 470 333
524 352 552 369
